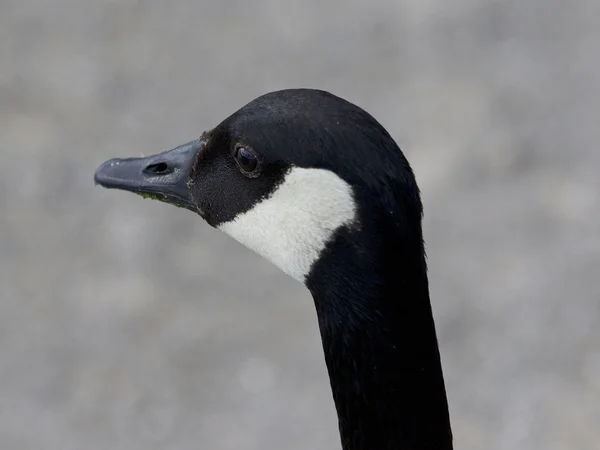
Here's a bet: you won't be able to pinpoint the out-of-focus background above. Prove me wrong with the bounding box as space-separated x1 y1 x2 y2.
1 1 599 449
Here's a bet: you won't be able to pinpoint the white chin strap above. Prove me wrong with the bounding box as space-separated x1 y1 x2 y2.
218 167 357 282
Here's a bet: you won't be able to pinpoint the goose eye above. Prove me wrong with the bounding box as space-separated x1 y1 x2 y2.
234 146 258 173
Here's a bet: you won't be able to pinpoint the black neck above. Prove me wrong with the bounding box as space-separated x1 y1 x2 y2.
307 223 452 450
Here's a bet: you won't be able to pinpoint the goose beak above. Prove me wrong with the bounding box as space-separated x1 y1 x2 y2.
94 139 201 212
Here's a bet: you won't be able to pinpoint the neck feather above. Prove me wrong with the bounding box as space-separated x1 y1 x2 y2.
306 223 452 450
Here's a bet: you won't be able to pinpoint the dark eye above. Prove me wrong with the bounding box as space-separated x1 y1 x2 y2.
234 146 258 173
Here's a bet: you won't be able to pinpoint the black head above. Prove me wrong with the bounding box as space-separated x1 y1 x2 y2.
95 88 423 282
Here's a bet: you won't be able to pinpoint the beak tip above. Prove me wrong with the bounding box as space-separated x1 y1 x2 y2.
93 160 111 188
94 158 134 189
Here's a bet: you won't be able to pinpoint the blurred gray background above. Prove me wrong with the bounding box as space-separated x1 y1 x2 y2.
1 1 599 449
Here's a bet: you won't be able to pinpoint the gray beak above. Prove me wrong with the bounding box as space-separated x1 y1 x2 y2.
94 139 202 211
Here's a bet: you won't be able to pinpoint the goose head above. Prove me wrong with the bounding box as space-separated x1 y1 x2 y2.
95 89 420 285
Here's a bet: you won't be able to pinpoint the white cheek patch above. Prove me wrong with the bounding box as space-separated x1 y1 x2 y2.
218 167 357 282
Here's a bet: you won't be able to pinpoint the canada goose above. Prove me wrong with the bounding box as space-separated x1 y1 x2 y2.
94 89 453 450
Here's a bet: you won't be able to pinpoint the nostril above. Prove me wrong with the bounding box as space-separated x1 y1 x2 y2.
144 162 171 175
